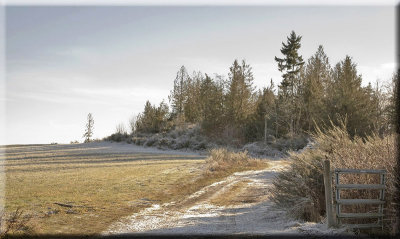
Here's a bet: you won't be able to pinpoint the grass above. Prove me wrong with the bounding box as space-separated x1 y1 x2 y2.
2 143 268 235
209 180 252 206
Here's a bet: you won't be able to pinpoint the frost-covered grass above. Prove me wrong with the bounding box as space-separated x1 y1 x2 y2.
2 143 206 235
131 125 211 152
0 209 34 236
122 124 309 158
205 148 267 173
3 143 269 236
270 123 397 234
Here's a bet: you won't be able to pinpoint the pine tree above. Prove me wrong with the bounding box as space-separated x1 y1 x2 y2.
169 66 189 119
83 113 94 143
184 71 203 123
225 59 256 126
327 56 375 137
275 31 305 98
302 45 332 132
199 74 225 135
275 31 305 137
245 82 276 142
135 100 169 133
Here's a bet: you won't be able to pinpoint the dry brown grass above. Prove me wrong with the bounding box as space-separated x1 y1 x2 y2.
209 180 252 206
157 148 269 209
271 122 397 234
205 148 267 174
3 144 268 236
3 144 206 235
0 208 34 237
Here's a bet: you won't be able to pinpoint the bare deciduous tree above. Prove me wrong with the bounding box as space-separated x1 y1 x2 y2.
129 114 138 134
115 122 127 135
83 113 94 143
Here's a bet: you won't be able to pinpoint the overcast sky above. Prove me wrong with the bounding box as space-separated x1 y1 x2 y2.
4 5 396 144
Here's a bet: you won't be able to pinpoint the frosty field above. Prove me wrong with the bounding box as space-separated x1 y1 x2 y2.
2 142 211 234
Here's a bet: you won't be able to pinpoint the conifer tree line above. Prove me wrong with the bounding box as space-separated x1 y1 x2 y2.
133 31 397 143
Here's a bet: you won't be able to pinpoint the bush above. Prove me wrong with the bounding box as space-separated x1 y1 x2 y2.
144 137 158 147
242 142 284 158
205 148 265 173
105 133 129 142
271 122 397 234
272 135 308 152
0 209 34 236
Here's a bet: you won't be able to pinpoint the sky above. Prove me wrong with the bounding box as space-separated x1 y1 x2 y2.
3 5 396 145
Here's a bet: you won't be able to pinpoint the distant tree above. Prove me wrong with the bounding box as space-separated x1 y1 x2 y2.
245 81 276 142
135 100 170 133
224 59 256 142
129 114 138 134
199 74 225 135
184 71 203 123
115 122 127 135
169 66 190 119
83 113 94 143
225 59 256 125
275 31 305 137
275 31 305 98
302 45 332 132
326 56 376 138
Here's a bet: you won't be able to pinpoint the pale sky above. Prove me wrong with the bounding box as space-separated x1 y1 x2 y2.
4 5 396 144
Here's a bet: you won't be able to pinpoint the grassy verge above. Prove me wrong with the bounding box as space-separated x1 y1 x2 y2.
3 144 268 235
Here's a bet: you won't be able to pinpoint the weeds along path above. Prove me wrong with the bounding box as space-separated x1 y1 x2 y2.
104 160 341 235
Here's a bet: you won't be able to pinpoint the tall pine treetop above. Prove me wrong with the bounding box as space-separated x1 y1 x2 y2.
275 31 305 92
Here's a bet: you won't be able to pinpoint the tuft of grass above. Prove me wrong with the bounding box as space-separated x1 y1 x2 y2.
209 180 252 206
205 148 267 174
271 122 397 234
0 208 34 237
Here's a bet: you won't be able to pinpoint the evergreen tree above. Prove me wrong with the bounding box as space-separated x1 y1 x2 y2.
275 31 305 98
274 31 305 137
199 74 225 135
245 82 276 142
169 66 189 118
184 71 203 123
327 56 375 137
302 45 332 132
83 113 94 143
225 59 256 127
136 100 170 134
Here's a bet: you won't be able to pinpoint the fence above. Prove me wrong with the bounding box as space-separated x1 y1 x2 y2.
323 160 386 230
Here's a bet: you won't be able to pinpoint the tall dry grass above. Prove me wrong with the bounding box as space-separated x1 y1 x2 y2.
0 209 34 237
271 122 397 234
205 148 266 174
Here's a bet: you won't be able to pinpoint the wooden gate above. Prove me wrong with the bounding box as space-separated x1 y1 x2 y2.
334 168 386 230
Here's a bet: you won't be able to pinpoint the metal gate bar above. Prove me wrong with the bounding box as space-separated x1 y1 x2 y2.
334 168 386 230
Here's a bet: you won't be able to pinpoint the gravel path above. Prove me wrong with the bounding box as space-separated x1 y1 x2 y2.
104 160 348 236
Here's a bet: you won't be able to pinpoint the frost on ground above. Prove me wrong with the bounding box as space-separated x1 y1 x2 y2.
104 160 350 236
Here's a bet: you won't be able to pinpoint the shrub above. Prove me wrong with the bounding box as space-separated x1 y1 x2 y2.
0 209 34 236
105 133 129 142
144 137 157 147
205 148 265 173
272 135 308 152
271 122 397 234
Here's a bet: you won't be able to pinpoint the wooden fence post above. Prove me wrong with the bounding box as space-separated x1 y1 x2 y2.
324 160 335 228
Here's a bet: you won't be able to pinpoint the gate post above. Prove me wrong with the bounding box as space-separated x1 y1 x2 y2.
324 160 335 228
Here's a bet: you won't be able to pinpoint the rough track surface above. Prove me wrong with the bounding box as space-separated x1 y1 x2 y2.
104 160 348 236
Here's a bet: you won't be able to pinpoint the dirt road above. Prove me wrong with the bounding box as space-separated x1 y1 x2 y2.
104 160 345 235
